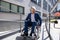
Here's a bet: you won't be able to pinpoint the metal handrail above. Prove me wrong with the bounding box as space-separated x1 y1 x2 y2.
42 21 53 40
45 21 53 40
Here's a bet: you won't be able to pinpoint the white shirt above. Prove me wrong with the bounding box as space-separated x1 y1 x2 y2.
31 14 36 22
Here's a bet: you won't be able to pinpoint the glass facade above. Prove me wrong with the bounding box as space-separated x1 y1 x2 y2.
49 0 53 5
0 1 24 14
55 16 60 19
11 4 18 13
19 7 24 14
0 1 1 11
48 4 51 12
43 0 47 10
49 0 58 6
53 0 57 6
37 0 41 6
1 1 10 12
31 0 37 4
36 11 41 16
57 3 60 10
31 0 41 6
53 7 57 13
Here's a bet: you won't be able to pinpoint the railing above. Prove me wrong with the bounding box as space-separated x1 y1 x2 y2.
0 5 24 39
41 20 53 40
0 21 24 39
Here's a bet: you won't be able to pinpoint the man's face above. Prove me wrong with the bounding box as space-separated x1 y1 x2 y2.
30 8 35 14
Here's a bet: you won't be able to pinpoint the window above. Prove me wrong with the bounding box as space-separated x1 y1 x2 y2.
57 3 60 10
53 0 57 6
54 7 57 12
11 4 18 13
31 0 41 6
0 1 25 14
55 17 60 19
53 0 55 5
49 0 53 5
19 7 24 14
48 5 51 12
38 0 41 6
31 0 37 4
0 1 1 11
1 1 10 12
49 0 54 6
43 0 47 10
0 1 1 5
36 11 41 16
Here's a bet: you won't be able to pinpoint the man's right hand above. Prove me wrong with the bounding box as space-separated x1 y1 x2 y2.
36 26 40 30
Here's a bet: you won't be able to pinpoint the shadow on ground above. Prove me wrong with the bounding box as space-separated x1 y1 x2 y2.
16 36 23 40
16 36 33 40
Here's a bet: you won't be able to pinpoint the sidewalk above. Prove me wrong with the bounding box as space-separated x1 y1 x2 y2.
50 23 60 40
0 28 20 36
1 22 60 40
2 33 21 40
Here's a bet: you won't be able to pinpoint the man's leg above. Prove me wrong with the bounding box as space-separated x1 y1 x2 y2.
22 22 28 36
30 22 36 36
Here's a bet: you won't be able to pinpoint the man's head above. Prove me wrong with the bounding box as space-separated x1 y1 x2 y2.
30 6 36 14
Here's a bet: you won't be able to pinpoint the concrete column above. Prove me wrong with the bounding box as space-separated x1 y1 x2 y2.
41 0 43 18
41 0 44 40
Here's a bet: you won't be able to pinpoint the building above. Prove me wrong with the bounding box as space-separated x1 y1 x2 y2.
57 3 60 11
0 0 58 32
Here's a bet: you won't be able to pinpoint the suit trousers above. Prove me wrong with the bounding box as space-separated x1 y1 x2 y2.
24 22 36 34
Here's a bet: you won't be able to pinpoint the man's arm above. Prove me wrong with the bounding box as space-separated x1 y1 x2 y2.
37 14 42 26
25 13 30 21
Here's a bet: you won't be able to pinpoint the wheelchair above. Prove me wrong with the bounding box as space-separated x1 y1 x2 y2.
16 21 41 40
22 21 41 39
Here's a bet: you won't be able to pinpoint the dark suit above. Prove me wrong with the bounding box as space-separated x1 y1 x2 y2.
24 13 42 36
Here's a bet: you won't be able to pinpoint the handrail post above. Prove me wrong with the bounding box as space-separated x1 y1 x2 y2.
20 14 22 34
42 25 44 40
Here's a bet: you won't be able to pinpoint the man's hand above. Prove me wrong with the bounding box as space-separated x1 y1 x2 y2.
36 26 40 30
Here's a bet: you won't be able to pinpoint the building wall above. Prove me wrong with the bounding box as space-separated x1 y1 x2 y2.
2 0 49 20
0 12 20 21
1 0 40 20
0 0 58 20
0 21 20 32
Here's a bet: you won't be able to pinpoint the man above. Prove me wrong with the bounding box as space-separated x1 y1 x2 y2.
22 6 42 36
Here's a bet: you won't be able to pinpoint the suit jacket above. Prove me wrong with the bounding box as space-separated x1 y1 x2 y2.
25 13 42 26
